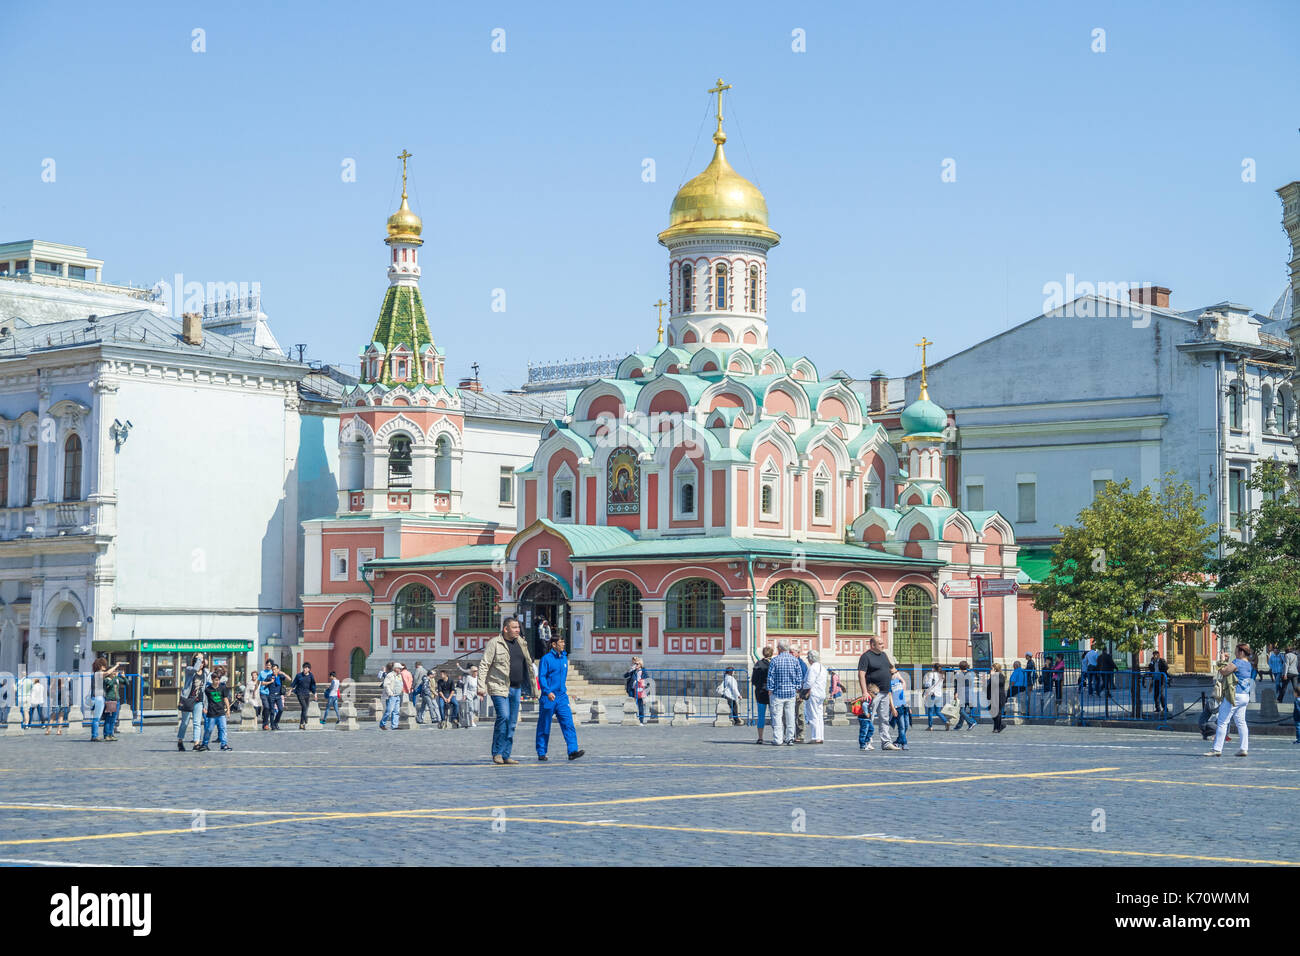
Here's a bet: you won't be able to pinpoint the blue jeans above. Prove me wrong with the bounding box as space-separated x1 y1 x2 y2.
892 705 911 747
1293 698 1299 741
202 714 229 748
414 691 433 722
439 697 459 723
27 706 45 727
924 703 946 727
103 705 120 737
636 696 646 723
379 695 401 728
321 696 341 722
857 715 874 747
491 687 522 758
536 694 579 757
89 695 105 740
756 701 767 730
959 703 978 729
54 706 70 728
177 705 203 743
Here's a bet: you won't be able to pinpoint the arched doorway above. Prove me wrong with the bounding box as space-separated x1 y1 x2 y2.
350 647 368 683
517 581 569 661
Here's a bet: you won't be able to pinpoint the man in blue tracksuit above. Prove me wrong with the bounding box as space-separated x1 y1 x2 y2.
536 633 584 762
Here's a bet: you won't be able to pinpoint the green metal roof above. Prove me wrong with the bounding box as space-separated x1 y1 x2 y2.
367 543 505 567
527 518 637 554
570 535 942 566
1016 547 1055 585
366 285 437 387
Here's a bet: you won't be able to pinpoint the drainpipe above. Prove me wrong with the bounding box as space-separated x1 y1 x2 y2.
747 554 758 663
361 563 376 668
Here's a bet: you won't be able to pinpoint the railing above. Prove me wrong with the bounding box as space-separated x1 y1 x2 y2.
1 672 144 733
0 503 95 540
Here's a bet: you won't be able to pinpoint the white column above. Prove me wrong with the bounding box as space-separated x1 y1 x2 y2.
1003 593 1018 660
641 599 665 662
936 569 955 663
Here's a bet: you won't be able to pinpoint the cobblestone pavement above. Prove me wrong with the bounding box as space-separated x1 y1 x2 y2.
0 719 1295 866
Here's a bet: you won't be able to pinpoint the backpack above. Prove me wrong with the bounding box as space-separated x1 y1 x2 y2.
178 672 203 712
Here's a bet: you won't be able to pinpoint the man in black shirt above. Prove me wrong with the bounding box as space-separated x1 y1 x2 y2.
479 616 537 765
436 671 458 728
857 636 899 750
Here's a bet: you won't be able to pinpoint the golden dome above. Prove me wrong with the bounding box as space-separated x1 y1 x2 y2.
385 195 423 246
658 141 779 245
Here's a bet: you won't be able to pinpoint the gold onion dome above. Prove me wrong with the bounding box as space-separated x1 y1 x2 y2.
659 140 778 244
385 195 423 245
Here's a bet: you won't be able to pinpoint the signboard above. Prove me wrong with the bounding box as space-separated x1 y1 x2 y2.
980 579 1020 597
941 580 979 599
970 632 992 669
140 641 254 654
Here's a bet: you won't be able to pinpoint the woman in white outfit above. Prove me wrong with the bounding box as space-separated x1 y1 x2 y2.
458 664 480 727
803 650 827 743
923 662 947 730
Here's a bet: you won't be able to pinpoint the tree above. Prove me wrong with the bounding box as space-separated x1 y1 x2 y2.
1033 475 1216 660
1207 461 1300 650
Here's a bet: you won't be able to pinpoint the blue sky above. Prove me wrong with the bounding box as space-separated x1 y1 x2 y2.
2 0 1296 393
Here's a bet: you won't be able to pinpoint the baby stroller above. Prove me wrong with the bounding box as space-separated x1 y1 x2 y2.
1198 693 1217 740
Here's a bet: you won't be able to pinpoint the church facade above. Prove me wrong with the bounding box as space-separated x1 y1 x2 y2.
302 87 1043 679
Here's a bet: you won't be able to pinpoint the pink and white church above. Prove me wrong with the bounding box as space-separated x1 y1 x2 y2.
301 87 1044 680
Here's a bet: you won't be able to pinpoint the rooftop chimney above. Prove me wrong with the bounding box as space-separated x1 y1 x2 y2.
457 377 484 393
869 370 889 414
1128 285 1171 309
182 312 203 346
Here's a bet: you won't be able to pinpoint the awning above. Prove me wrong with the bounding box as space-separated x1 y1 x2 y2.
139 641 255 653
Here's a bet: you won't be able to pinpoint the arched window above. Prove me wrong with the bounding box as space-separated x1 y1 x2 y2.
666 578 723 631
1227 382 1242 431
594 580 642 631
558 488 573 519
434 435 451 490
761 483 774 516
714 262 728 310
62 434 82 501
395 584 436 631
680 481 694 514
766 580 815 632
813 488 826 519
388 434 412 488
893 585 933 664
456 582 499 631
836 583 874 634
748 265 759 312
681 263 693 312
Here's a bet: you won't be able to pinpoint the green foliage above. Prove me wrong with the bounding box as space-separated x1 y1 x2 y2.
1207 461 1300 648
1033 475 1216 654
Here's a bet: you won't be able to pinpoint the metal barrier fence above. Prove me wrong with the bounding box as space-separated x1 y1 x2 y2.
0 672 145 734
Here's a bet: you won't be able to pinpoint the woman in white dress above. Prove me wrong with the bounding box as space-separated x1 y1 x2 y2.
803 650 828 743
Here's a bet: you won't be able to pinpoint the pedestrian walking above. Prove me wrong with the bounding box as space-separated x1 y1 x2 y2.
954 660 979 730
792 648 809 743
1147 651 1169 716
1291 673 1299 745
535 632 583 762
857 635 899 750
257 658 272 727
624 657 650 725
767 641 802 745
378 663 402 730
399 662 414 700
888 665 910 749
28 674 47 732
986 662 1008 733
923 662 947 730
320 671 342 724
1008 659 1027 708
803 651 827 743
0 674 11 725
1256 646 1271 683
1096 647 1116 696
102 666 128 740
479 616 537 764
436 670 458 728
1051 654 1066 706
752 646 772 744
1269 645 1287 703
262 663 286 730
199 666 234 752
290 661 317 729
1082 645 1100 695
1023 653 1037 693
412 666 434 723
1285 646 1300 704
51 674 72 735
855 685 878 750
719 667 743 726
1206 644 1253 757
457 664 480 727
176 654 207 750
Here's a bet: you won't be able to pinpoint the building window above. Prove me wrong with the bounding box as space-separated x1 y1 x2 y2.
666 578 723 631
680 481 695 515
965 483 984 511
761 483 774 517
714 262 728 310
68 265 87 280
556 486 573 520
62 434 82 501
1093 479 1109 499
836 582 874 634
1228 468 1245 531
594 580 643 631
434 436 451 490
766 580 815 632
1227 382 1242 431
748 265 759 312
395 583 437 631
813 487 827 520
499 466 514 505
355 548 376 580
1017 480 1036 523
329 549 349 582
456 583 500 631
0 448 9 505
893 585 933 665
388 435 412 488
681 263 693 312
673 462 697 519
863 483 878 511
25 445 37 506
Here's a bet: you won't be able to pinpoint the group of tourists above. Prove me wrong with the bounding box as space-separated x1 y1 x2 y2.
386 660 481 729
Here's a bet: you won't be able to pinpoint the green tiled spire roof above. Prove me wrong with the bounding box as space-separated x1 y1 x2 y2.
366 285 437 386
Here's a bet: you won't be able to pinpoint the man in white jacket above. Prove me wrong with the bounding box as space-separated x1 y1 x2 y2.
803 651 828 743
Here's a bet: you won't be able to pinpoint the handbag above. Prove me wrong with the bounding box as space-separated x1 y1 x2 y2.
103 700 119 715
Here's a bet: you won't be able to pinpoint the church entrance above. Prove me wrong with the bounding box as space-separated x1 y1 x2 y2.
517 581 568 662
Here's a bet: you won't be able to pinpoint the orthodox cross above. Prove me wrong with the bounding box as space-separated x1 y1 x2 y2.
471 361 480 386
398 149 413 198
915 336 932 396
654 299 667 343
708 78 732 141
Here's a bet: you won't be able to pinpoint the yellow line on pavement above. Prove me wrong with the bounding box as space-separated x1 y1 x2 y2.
1095 776 1300 792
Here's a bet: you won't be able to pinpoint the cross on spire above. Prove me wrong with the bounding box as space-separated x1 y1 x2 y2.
708 78 732 144
398 149 413 199
654 299 667 342
915 336 933 398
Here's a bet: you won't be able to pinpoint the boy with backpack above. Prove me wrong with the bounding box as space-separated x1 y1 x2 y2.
199 666 233 752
